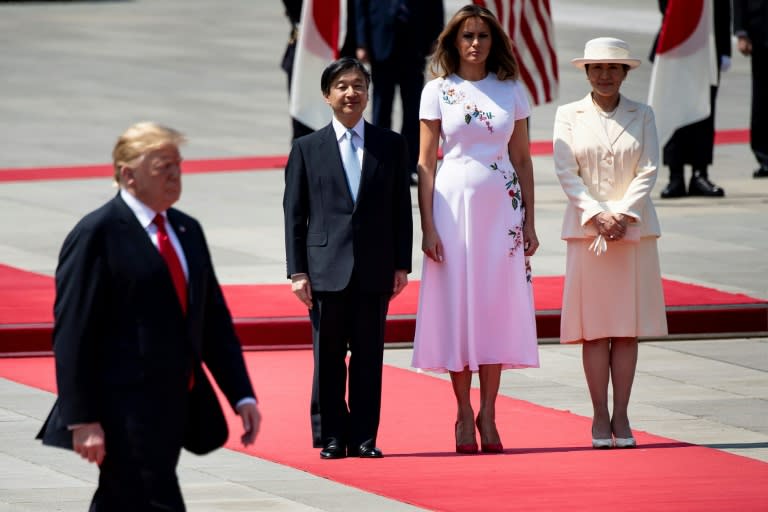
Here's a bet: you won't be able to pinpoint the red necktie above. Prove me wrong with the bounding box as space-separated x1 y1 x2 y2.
153 214 187 313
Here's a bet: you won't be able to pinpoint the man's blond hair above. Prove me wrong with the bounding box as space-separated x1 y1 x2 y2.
112 122 186 184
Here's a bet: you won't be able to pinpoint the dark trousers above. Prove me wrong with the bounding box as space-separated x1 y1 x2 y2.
309 277 390 449
90 438 184 511
664 85 719 170
90 394 186 511
90 456 184 512
750 44 768 167
283 38 315 142
370 26 425 174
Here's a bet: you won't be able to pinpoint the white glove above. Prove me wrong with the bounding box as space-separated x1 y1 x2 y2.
720 55 732 72
588 234 607 256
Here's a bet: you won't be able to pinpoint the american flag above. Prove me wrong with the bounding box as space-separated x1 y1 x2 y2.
473 0 559 105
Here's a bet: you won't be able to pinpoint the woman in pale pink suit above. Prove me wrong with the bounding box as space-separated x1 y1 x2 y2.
553 38 668 449
412 5 540 454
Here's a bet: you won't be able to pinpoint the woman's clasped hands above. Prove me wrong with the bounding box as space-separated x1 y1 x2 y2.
593 212 629 241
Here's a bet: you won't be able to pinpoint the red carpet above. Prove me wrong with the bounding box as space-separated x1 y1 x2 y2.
0 263 766 354
2 352 767 511
0 129 749 183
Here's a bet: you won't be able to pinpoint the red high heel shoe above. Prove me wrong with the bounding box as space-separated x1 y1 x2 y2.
476 417 504 453
455 421 478 454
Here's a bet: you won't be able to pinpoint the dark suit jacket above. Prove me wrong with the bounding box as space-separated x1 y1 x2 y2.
734 0 768 47
38 194 254 455
354 0 444 61
283 122 412 293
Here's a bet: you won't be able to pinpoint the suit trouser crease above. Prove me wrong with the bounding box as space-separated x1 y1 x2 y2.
310 284 388 448
751 44 768 165
664 85 718 170
370 27 425 173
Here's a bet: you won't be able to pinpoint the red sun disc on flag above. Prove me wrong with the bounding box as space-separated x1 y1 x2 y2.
312 0 341 58
656 0 704 54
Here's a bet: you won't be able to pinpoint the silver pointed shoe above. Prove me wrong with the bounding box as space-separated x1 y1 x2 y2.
592 437 614 449
614 437 636 448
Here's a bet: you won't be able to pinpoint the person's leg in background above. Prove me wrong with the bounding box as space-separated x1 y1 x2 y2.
750 44 768 177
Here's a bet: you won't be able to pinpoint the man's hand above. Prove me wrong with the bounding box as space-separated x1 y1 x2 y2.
737 35 753 56
392 270 408 300
291 273 313 309
72 422 106 465
236 402 261 447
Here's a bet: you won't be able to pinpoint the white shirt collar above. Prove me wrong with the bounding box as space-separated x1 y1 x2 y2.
332 116 365 144
120 188 164 229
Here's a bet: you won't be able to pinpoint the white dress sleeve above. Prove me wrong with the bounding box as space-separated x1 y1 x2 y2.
511 81 531 121
419 78 443 121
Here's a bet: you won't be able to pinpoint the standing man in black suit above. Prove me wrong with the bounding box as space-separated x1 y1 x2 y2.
734 0 768 178
37 122 261 511
355 0 444 184
283 58 413 459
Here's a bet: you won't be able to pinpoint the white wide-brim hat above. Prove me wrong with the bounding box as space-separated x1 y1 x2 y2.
571 37 641 69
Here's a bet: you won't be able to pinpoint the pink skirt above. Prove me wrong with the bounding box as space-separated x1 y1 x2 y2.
560 237 668 343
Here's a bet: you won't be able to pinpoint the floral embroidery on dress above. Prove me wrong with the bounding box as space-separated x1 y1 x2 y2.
440 82 466 105
490 155 525 257
507 227 532 281
489 159 522 210
508 225 524 255
463 103 494 133
440 82 494 133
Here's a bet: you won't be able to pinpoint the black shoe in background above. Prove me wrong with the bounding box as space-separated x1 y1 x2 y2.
660 179 686 199
753 166 768 178
688 172 725 197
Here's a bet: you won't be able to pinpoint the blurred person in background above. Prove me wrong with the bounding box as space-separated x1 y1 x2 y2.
653 0 732 198
354 0 444 184
734 0 768 178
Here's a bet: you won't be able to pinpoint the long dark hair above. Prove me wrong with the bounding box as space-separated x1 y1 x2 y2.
430 4 519 81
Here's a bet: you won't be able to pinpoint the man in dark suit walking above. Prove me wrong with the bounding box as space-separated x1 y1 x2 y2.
37 122 261 511
283 58 412 459
734 0 768 178
354 0 444 184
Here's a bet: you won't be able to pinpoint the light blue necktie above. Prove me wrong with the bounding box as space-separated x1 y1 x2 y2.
341 129 361 201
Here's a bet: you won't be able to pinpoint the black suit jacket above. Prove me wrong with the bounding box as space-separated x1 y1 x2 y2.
354 0 444 61
734 0 768 47
38 194 254 455
284 122 412 293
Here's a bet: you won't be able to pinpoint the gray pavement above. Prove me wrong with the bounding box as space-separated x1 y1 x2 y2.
0 0 766 510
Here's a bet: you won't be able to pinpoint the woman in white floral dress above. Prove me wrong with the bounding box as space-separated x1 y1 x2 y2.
412 4 540 454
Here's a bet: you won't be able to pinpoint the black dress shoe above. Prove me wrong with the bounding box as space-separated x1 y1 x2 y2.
320 439 346 459
660 179 686 199
688 173 724 197
349 442 383 458
754 167 768 178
